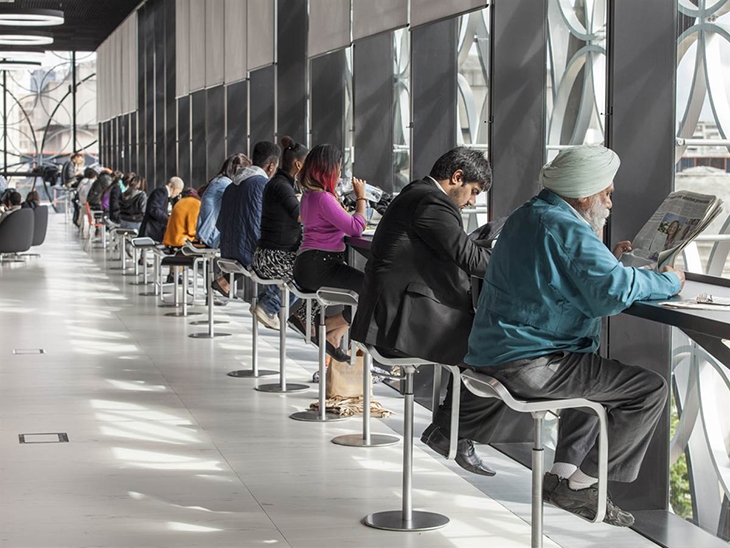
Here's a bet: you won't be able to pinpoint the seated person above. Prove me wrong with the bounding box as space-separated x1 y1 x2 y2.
163 187 200 248
292 144 367 360
217 142 280 291
62 152 84 187
102 171 127 224
465 145 684 527
0 190 22 224
196 153 251 294
87 168 113 211
351 147 501 476
73 167 97 226
251 136 308 329
139 177 184 242
21 190 40 210
118 176 148 231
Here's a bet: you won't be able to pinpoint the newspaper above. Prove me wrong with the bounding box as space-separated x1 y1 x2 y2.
660 292 730 311
620 190 723 269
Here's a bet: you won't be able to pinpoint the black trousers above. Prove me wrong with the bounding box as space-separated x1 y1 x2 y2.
293 250 363 323
484 351 668 483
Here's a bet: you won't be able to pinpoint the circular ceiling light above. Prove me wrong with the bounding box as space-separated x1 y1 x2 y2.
0 9 64 27
0 31 53 46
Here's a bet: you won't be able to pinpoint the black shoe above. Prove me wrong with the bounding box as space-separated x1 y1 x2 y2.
420 424 496 477
211 278 228 297
288 314 350 362
549 481 635 527
543 472 561 503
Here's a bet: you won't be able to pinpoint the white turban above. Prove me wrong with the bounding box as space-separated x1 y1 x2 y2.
540 145 620 199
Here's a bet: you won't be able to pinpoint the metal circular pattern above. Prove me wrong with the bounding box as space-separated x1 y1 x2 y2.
0 9 64 27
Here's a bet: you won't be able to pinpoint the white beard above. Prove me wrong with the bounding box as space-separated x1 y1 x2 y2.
578 199 610 236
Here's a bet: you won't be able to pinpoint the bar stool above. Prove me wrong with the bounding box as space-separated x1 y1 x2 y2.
160 254 202 318
361 345 449 532
109 227 137 272
184 243 231 339
148 246 175 300
129 237 157 287
251 269 309 393
461 370 608 548
289 287 358 422
216 258 277 379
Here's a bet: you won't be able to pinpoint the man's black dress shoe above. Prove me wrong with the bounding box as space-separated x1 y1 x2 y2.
420 424 496 477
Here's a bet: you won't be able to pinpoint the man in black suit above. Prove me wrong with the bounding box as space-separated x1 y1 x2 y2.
351 147 505 476
139 176 184 242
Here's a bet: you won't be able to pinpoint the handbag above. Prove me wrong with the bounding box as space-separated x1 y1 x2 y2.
326 354 371 399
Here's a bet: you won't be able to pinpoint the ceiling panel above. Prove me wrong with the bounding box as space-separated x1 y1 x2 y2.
0 0 140 51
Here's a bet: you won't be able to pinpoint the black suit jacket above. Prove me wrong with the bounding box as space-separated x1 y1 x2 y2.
139 187 169 242
350 178 489 365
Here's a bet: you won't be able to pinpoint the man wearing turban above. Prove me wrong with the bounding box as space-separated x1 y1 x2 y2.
465 146 684 527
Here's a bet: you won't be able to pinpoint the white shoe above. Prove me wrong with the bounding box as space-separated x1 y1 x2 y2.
253 305 280 330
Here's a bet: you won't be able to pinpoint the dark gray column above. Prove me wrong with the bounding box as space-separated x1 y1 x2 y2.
605 0 678 513
154 1 165 188
310 50 346 150
277 0 307 143
227 80 248 155
191 90 207 186
137 4 146 180
130 112 138 174
353 32 394 191
144 4 155 187
490 0 547 217
165 0 177 177
411 17 457 181
250 65 276 146
177 96 190 186
206 85 225 181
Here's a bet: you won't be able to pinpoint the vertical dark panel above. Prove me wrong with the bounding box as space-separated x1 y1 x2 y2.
137 4 147 180
206 85 225 182
353 32 394 192
227 80 248 155
310 50 346 150
112 116 119 169
277 0 307 143
130 112 138 174
154 1 165 188
249 65 276 146
98 122 103 165
165 0 177 176
144 3 155 187
490 0 547 217
191 90 207 186
411 18 458 180
177 96 191 185
605 0 677 514
120 115 127 171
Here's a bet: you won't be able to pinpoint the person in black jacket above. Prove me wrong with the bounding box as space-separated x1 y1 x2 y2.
350 147 504 477
251 136 308 328
139 177 184 242
104 172 127 224
87 169 113 211
118 176 148 230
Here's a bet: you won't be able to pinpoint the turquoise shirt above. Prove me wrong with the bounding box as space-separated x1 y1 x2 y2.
465 189 682 367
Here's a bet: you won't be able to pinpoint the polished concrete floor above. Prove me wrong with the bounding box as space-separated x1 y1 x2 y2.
0 213 659 547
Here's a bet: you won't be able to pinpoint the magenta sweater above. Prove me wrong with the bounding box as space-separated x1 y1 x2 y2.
299 191 366 253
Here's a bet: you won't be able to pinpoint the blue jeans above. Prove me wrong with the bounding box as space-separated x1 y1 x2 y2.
257 285 298 317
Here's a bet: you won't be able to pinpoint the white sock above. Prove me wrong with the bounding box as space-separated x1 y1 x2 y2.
568 469 598 490
549 462 577 479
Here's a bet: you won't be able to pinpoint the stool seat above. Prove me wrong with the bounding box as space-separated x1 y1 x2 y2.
217 258 248 275
130 236 157 248
316 288 358 308
249 269 284 286
288 281 318 300
461 369 608 547
181 240 219 258
161 255 197 267
111 227 138 235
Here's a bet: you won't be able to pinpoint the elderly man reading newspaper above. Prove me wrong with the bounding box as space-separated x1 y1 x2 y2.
466 145 685 527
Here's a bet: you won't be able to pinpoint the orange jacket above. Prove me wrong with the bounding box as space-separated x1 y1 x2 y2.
163 196 201 247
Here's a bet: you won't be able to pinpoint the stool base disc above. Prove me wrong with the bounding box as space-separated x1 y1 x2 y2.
255 383 309 393
227 369 278 378
363 511 449 532
290 410 349 422
331 434 400 447
189 319 229 326
158 303 181 308
189 332 232 339
165 311 202 317
139 291 158 297
129 281 152 286
109 267 130 271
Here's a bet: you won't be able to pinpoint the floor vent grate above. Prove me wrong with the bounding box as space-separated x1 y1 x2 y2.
19 433 69 444
13 349 46 355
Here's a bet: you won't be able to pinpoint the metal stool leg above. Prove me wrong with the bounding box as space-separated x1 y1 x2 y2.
190 259 230 325
190 257 231 338
432 364 442 423
228 279 277 378
258 284 309 393
165 267 201 317
364 366 449 531
531 412 546 548
332 350 399 446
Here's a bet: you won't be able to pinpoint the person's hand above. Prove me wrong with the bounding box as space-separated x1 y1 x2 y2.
662 265 686 294
612 240 632 259
352 177 366 200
